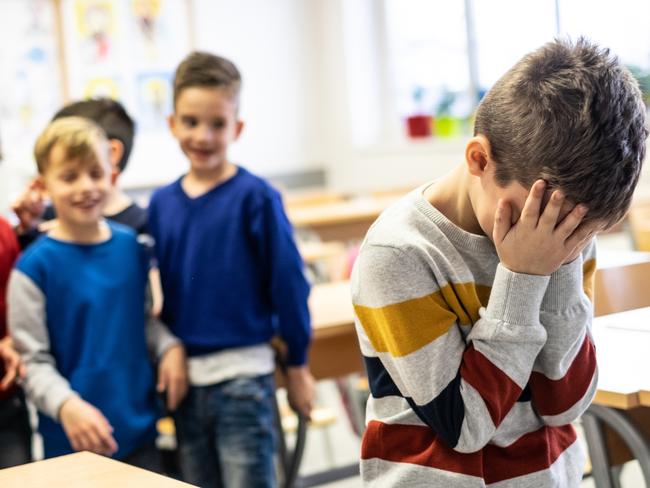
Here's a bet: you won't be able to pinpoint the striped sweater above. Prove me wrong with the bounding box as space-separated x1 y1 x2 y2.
351 187 597 487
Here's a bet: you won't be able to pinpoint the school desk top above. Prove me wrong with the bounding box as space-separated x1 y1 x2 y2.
0 451 194 488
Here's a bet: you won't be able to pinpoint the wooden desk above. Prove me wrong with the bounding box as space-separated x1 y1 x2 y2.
308 281 363 380
584 307 650 486
288 195 401 242
298 241 347 265
591 308 650 409
0 451 194 488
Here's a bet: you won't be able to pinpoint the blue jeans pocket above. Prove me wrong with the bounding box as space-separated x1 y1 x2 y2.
221 375 273 402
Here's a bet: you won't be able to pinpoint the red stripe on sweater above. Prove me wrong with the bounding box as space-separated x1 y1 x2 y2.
361 421 577 483
529 335 597 416
461 344 522 426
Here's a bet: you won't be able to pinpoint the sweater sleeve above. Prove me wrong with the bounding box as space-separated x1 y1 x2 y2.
530 239 598 426
352 244 549 453
8 269 78 419
250 191 312 366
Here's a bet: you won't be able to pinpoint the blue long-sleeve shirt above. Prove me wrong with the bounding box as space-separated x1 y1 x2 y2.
148 167 311 365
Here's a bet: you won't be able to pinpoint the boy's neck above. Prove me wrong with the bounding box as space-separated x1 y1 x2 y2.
424 164 484 236
182 162 238 198
48 219 111 244
103 188 133 217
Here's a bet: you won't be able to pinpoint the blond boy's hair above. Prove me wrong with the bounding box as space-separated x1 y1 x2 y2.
34 116 108 174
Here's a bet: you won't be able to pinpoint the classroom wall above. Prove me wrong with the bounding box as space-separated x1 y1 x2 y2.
1 0 649 215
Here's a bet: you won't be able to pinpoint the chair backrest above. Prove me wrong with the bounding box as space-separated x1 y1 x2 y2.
628 199 650 252
594 260 650 316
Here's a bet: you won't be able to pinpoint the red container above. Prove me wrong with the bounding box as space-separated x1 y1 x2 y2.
406 114 431 138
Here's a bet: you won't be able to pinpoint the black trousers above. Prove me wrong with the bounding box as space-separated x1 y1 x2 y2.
0 389 32 469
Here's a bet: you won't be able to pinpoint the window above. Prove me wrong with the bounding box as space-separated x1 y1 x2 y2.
380 0 650 143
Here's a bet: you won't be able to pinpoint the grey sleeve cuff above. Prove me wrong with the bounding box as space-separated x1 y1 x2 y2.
44 388 78 421
541 256 584 311
146 317 181 359
484 264 550 325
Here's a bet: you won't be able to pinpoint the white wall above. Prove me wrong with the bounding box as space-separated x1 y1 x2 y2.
1 0 649 214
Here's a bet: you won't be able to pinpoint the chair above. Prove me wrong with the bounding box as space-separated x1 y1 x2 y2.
628 199 650 252
593 260 650 316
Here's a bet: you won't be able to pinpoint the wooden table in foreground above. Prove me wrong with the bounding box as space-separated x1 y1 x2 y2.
0 451 194 488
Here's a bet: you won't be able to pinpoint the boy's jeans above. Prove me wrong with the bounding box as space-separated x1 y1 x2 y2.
174 374 277 488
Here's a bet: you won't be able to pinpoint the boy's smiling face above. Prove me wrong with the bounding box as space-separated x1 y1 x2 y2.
42 141 112 230
169 86 243 178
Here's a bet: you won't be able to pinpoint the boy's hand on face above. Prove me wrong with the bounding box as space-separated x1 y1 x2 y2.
286 365 315 420
59 396 118 456
0 337 25 390
562 219 604 265
12 178 46 234
157 344 188 412
493 180 593 276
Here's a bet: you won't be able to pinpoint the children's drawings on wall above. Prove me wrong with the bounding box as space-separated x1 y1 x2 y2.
74 0 116 64
136 72 172 129
84 76 122 99
0 0 62 163
62 0 190 130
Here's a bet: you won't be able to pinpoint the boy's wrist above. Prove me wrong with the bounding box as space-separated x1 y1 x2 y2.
541 257 584 311
485 264 550 325
56 392 81 422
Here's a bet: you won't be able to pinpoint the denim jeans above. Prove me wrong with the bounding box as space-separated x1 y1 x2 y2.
121 441 162 474
0 389 32 469
174 374 277 488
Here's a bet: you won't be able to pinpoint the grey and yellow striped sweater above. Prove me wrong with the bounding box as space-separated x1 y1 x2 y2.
351 186 597 487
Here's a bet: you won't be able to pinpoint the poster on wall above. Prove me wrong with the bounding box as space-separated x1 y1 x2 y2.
0 0 63 199
61 0 191 131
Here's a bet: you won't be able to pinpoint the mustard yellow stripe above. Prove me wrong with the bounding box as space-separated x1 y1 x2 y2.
354 282 491 357
441 283 491 325
583 258 596 302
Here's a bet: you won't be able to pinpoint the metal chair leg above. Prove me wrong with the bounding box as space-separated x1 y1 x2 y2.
583 404 650 488
274 397 308 488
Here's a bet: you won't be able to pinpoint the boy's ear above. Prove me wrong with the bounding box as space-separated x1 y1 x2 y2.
110 167 119 186
108 139 124 174
233 120 244 141
33 175 48 197
167 114 177 134
465 135 492 177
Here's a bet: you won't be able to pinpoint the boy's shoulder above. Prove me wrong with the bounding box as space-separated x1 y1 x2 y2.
150 167 279 204
149 177 181 203
107 220 138 240
362 185 444 249
357 185 495 279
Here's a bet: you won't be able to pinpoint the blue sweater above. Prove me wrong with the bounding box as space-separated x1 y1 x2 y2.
148 167 311 365
14 224 158 459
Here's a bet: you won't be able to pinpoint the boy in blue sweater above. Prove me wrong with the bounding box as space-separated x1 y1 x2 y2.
148 51 314 487
8 117 187 469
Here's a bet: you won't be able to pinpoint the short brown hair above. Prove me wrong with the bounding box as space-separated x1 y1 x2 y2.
34 116 108 174
475 38 648 227
172 51 241 107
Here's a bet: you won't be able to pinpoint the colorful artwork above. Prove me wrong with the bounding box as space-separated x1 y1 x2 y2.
74 0 116 63
84 77 122 99
62 0 190 130
0 0 63 212
136 72 171 129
